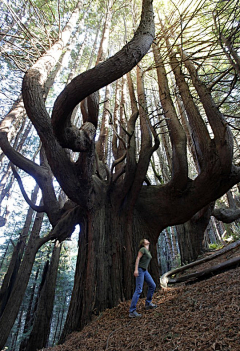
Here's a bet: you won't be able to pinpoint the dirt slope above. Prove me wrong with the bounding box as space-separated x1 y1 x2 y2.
44 258 240 351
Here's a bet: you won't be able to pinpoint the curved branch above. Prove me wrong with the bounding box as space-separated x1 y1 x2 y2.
51 0 155 148
21 3 88 205
106 108 127 150
0 132 46 182
10 164 46 212
0 133 63 224
135 164 240 237
111 151 127 177
112 165 126 184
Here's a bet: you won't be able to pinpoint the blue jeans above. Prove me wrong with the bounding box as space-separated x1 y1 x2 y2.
129 268 156 313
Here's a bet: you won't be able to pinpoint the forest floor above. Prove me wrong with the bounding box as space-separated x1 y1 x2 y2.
44 245 240 351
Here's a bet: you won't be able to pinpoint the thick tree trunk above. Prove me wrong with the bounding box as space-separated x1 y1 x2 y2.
176 222 204 264
60 201 159 343
176 206 212 264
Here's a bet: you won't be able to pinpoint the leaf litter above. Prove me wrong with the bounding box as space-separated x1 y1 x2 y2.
44 247 240 351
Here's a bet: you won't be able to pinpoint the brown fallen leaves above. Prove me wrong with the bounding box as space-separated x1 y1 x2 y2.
44 253 240 351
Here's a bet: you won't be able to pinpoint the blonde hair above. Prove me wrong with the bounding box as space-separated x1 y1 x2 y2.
139 239 146 249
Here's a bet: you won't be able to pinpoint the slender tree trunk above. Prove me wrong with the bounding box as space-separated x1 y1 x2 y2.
0 211 44 349
158 231 171 274
0 184 39 315
23 242 61 351
9 307 24 351
212 217 225 244
52 293 67 347
165 228 173 261
170 226 179 267
96 0 113 65
92 0 113 162
52 311 60 347
0 235 13 271
19 267 40 351
96 85 110 162
57 294 68 342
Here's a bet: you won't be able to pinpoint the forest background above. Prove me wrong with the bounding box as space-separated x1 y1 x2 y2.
0 0 240 350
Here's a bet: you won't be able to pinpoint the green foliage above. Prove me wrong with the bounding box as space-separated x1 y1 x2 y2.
224 222 240 242
208 243 224 250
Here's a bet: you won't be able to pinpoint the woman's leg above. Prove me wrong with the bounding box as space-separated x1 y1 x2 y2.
144 270 156 305
129 268 145 313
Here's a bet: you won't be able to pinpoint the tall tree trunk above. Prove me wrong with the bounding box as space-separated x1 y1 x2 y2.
0 211 44 349
0 184 39 315
9 307 24 351
96 0 113 65
96 85 110 162
91 0 112 161
170 226 179 267
0 235 13 270
19 267 40 351
24 242 61 351
165 228 173 262
57 294 68 342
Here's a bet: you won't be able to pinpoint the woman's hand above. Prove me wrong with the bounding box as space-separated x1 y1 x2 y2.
134 270 139 277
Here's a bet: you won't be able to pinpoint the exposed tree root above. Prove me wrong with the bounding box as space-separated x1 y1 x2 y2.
160 239 240 287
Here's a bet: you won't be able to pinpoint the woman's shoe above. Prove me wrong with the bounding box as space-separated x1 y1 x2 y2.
145 302 157 309
129 310 142 318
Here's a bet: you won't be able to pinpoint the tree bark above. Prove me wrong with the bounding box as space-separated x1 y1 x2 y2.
0 184 39 315
24 242 61 351
152 42 188 188
59 202 159 342
0 211 44 349
19 267 40 351
176 205 213 264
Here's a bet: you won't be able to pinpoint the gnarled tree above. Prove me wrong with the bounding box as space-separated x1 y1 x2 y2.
0 0 240 348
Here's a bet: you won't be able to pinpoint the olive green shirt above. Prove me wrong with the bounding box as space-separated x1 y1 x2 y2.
139 247 152 270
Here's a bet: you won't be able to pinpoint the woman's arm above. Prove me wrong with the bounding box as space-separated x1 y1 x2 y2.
134 251 143 277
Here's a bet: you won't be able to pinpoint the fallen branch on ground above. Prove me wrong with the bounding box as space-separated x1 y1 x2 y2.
160 239 240 288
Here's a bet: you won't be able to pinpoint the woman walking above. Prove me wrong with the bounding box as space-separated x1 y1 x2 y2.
129 239 157 318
